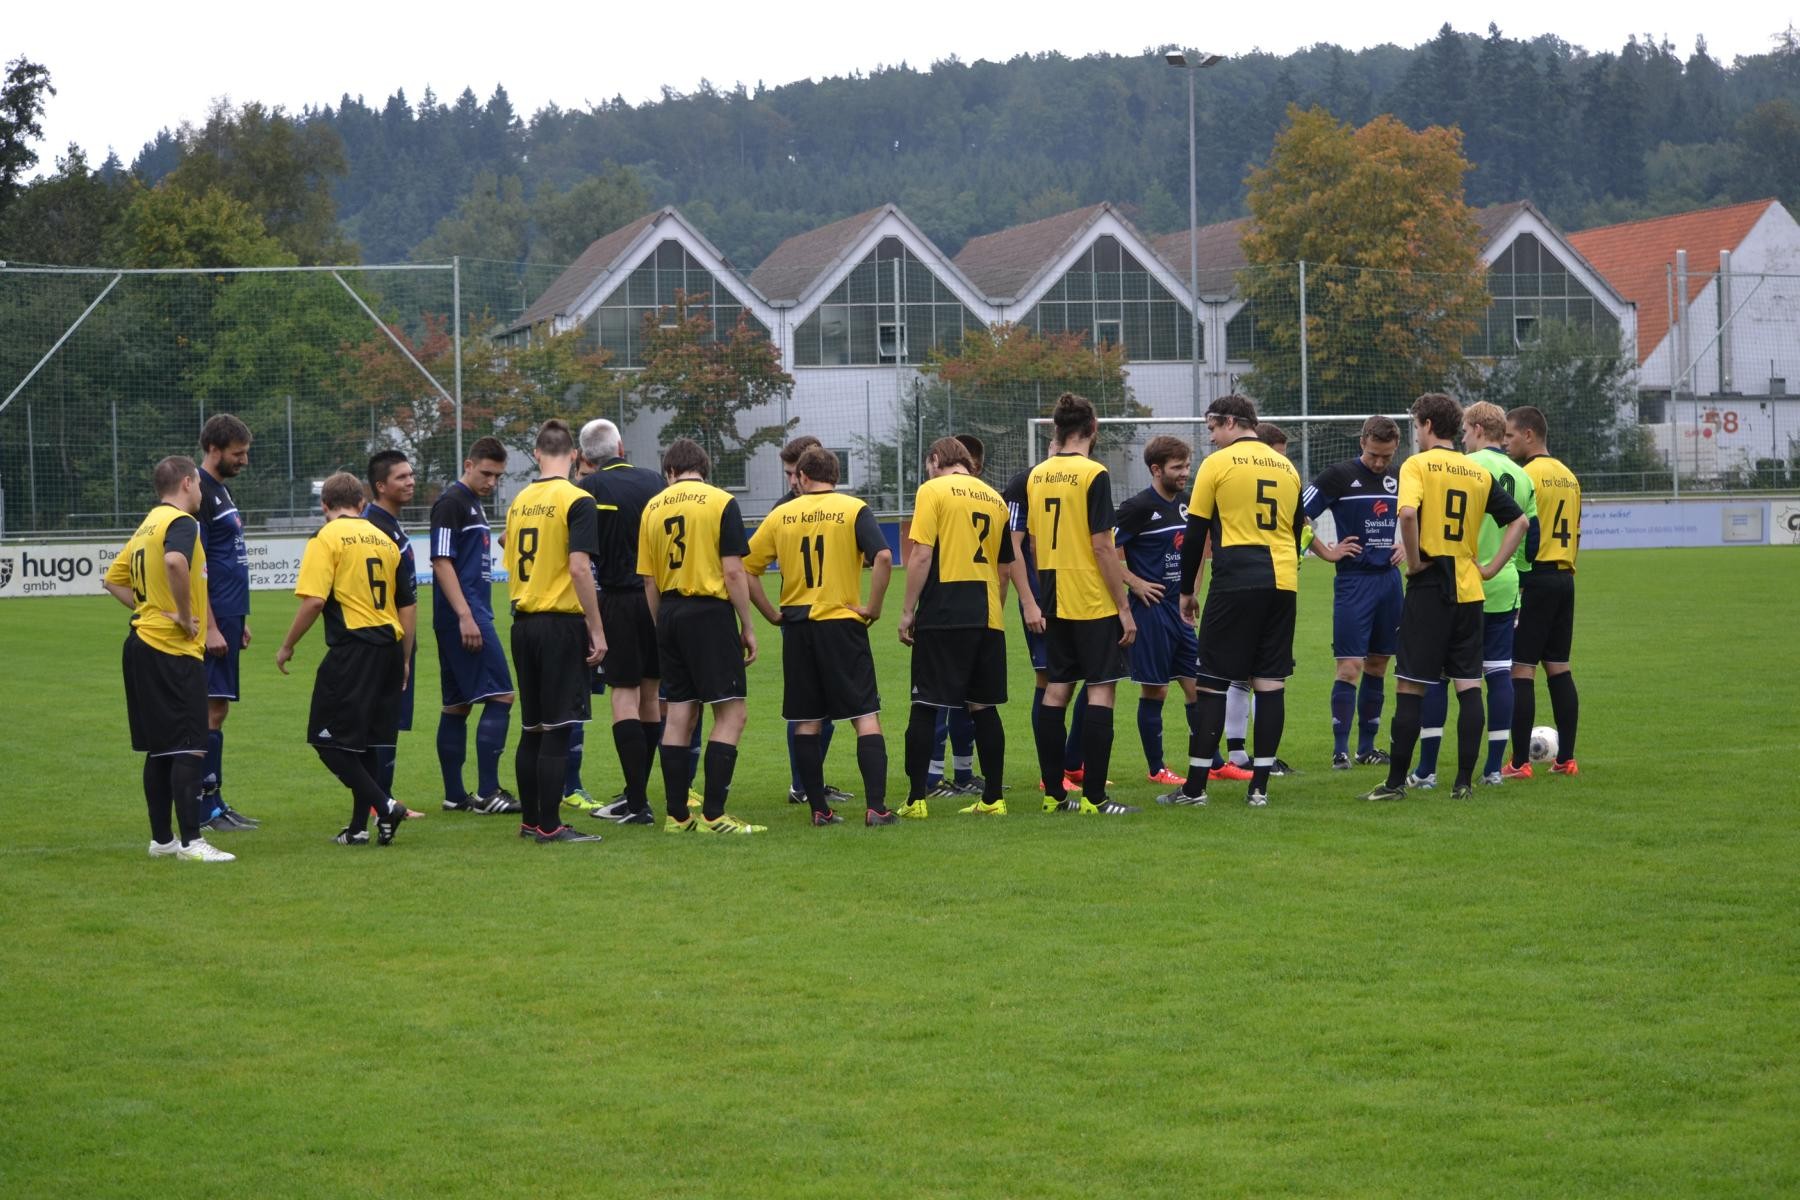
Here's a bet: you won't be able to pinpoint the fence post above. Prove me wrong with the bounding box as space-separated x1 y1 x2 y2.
453 255 464 470
286 394 296 522
111 397 121 526
26 401 37 528
1298 260 1311 482
1674 250 1688 499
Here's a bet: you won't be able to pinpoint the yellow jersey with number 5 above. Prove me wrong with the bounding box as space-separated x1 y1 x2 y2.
1521 454 1581 572
1187 436 1303 592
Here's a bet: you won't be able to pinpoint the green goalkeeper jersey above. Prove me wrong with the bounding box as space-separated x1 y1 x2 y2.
1471 445 1536 614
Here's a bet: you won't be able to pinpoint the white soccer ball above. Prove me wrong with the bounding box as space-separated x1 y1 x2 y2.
1528 725 1559 764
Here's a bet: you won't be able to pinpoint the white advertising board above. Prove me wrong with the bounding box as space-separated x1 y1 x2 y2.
0 533 443 599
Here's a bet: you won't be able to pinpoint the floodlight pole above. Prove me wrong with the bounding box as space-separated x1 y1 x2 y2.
1167 50 1224 417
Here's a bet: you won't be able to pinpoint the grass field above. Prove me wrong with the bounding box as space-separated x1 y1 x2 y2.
1 547 1796 1198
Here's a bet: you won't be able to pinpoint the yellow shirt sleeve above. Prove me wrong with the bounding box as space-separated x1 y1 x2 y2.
909 483 940 546
105 547 131 588
1188 454 1220 522
295 535 335 600
1398 456 1425 513
744 518 777 577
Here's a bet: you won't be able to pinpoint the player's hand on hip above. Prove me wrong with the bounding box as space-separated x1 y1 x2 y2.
1118 611 1137 647
1134 578 1165 605
1388 545 1406 565
459 611 483 652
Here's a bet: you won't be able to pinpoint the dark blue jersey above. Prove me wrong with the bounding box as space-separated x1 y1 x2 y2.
361 502 417 590
427 481 494 625
1113 486 1187 608
1001 467 1041 600
1302 456 1402 575
198 467 250 617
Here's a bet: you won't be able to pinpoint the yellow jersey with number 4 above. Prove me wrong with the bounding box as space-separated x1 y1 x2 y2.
1521 455 1581 572
104 503 208 658
1187 436 1303 592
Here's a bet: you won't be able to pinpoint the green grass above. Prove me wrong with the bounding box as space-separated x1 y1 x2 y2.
2 548 1797 1198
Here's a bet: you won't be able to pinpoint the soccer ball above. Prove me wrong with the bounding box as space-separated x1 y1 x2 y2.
1528 726 1559 763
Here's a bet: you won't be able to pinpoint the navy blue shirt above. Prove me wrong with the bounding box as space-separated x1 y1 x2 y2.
427 481 494 626
1001 468 1041 601
1113 486 1187 610
361 502 417 590
1302 456 1402 575
198 467 250 617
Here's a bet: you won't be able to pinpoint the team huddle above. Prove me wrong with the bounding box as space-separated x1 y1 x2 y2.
107 390 1583 860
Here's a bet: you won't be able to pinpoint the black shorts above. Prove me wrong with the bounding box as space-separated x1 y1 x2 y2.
122 632 208 756
308 637 405 751
911 626 1008 709
1395 585 1484 684
600 588 659 687
782 619 881 721
510 613 593 730
1513 568 1576 666
1044 615 1131 685
1196 588 1296 684
658 595 747 705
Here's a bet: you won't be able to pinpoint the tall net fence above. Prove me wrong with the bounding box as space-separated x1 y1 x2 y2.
3 254 1795 540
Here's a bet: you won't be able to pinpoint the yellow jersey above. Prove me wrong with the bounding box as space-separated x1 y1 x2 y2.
296 515 414 644
1026 453 1117 620
1521 455 1581 572
745 489 887 621
105 503 208 658
1187 436 1304 593
906 473 1013 631
1397 447 1526 604
637 480 751 600
505 478 599 614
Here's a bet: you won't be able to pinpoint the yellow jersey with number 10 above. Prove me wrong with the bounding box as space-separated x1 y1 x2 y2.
104 503 208 658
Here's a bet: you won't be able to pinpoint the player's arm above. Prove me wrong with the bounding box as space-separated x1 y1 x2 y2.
565 496 606 666
102 547 136 609
1396 459 1424 576
432 506 484 652
852 507 890 624
275 599 326 675
897 539 932 646
1397 506 1421 575
719 500 758 664
162 518 199 639
748 568 783 626
1092 527 1135 646
1301 474 1359 561
1007 555 1044 632
743 519 783 626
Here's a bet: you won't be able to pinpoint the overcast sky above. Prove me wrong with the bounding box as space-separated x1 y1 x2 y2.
13 1 1794 176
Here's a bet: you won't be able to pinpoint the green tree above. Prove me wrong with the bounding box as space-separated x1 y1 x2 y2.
629 293 795 489
0 145 130 264
1238 105 1488 416
116 183 295 268
412 171 528 262
164 101 355 264
1732 99 1800 214
0 57 54 216
529 165 649 263
1473 320 1655 486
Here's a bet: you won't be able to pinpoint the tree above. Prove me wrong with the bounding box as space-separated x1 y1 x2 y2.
1733 100 1800 214
116 183 296 268
628 293 795 488
1473 320 1654 484
411 171 529 262
1237 105 1488 416
529 166 651 263
0 57 54 216
0 145 131 264
163 101 355 264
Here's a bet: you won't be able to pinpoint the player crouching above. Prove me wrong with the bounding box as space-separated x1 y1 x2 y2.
276 472 418 845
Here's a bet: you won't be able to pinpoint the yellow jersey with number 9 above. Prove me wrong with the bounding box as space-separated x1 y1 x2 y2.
1398 447 1526 603
1187 436 1303 592
506 478 597 614
104 503 208 658
1521 454 1581 572
1026 453 1117 620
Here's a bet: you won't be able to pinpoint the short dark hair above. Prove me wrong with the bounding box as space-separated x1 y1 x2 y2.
1506 405 1548 442
1205 394 1258 429
1360 415 1401 444
320 471 366 512
662 437 711 480
1143 435 1191 470
1051 392 1096 442
367 449 409 490
1255 422 1289 448
780 435 822 466
153 455 198 498
467 436 507 464
534 419 575 457
953 434 985 473
1411 393 1464 440
200 414 252 452
927 436 974 473
794 445 840 485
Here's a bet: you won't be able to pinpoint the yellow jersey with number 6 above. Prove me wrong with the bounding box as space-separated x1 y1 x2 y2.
296 516 409 644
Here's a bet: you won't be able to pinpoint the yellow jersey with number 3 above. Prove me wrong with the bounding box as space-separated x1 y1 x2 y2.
637 481 751 600
744 490 887 621
104 503 208 658
1187 436 1303 592
506 478 598 614
1026 453 1117 620
1521 455 1581 572
1398 447 1525 603
296 515 410 643
906 473 1014 631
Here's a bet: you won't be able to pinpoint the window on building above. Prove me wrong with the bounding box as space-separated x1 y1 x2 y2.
792 237 982 366
1470 232 1620 357
586 239 769 369
1024 235 1196 361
